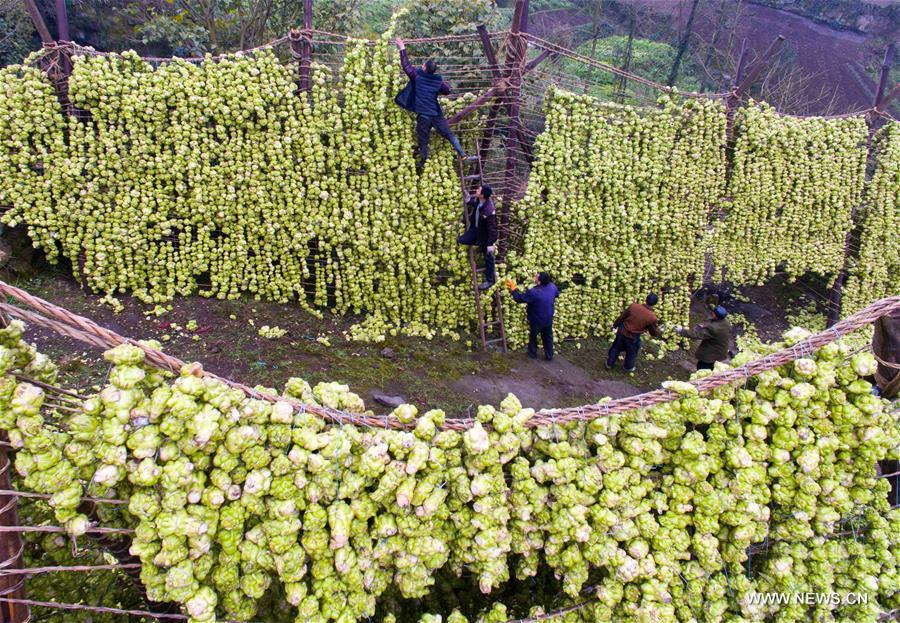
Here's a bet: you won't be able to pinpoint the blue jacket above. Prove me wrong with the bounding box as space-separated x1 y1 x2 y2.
512 283 559 329
395 49 451 117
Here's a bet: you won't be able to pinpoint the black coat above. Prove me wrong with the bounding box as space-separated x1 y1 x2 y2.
395 50 450 117
466 197 498 247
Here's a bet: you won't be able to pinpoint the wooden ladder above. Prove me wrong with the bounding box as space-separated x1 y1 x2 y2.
457 150 507 353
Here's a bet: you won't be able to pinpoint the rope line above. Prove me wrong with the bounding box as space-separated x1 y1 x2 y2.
0 281 896 430
0 490 127 506
0 526 133 535
0 597 255 622
522 33 730 99
0 564 141 576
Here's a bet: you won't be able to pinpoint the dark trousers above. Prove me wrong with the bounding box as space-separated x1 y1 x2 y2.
457 228 496 283
606 331 641 371
528 323 553 360
417 114 464 161
697 360 715 371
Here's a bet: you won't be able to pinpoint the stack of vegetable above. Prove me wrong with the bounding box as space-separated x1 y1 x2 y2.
1 316 898 623
507 88 727 347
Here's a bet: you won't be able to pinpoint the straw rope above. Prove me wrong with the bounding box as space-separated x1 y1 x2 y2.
0 281 897 430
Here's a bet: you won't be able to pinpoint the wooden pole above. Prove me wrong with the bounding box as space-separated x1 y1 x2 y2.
733 38 749 86
477 24 501 81
21 0 53 44
448 86 502 126
732 35 785 99
666 0 701 86
298 0 313 93
877 81 900 112
724 41 749 150
873 43 895 109
449 47 552 127
55 0 69 41
0 436 30 623
827 43 895 326
498 0 529 257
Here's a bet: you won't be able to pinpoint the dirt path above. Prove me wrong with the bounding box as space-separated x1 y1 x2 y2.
453 353 641 412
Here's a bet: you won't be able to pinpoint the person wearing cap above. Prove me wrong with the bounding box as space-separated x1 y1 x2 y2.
458 185 497 290
676 306 733 371
606 293 664 373
393 37 475 169
506 272 559 361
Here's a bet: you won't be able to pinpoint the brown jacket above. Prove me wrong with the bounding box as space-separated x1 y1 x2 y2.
614 304 663 340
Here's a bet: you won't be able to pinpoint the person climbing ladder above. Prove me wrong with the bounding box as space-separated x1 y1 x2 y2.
394 37 476 169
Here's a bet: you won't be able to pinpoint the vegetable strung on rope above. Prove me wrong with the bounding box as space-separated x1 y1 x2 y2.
507 87 727 349
1 314 898 623
842 122 900 316
714 101 868 285
0 31 480 344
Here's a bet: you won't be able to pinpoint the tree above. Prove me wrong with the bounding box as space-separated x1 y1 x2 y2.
392 0 503 65
666 0 701 86
0 0 38 65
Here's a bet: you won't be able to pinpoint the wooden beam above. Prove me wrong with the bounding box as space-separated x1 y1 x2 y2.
448 86 501 126
55 0 69 41
477 24 501 81
523 48 552 73
874 44 895 108
733 38 748 86
733 35 785 99
0 434 30 623
498 0 530 257
298 0 313 93
21 0 54 44
877 81 900 112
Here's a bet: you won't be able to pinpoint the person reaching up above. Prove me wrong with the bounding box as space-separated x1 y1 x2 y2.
394 37 475 170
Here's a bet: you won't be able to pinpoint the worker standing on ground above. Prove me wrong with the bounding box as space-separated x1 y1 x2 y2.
507 272 559 361
606 293 664 373
458 185 497 290
676 306 733 371
394 37 475 169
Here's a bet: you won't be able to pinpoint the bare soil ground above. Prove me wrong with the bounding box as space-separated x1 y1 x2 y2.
5 267 826 417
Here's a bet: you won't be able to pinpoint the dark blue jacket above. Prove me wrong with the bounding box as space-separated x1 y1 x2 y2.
395 49 451 117
512 283 559 329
